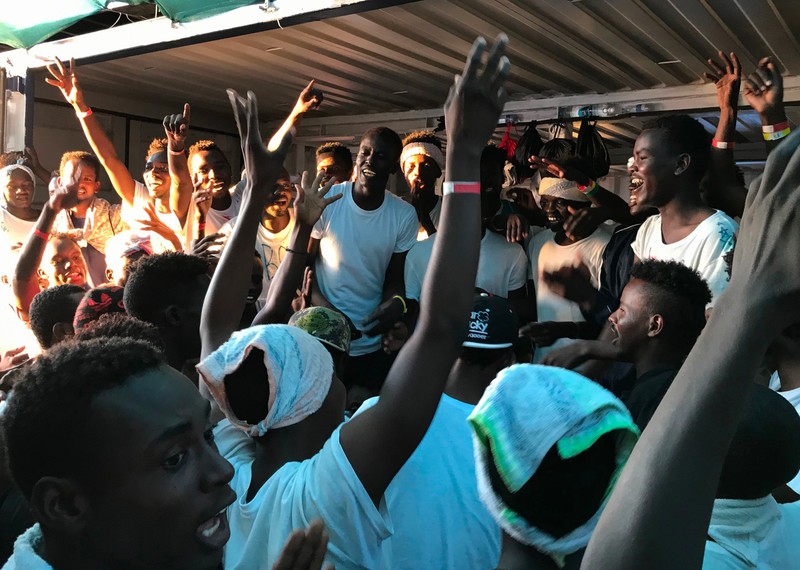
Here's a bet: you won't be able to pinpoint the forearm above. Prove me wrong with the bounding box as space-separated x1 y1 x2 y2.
200 185 260 358
583 296 770 570
13 205 57 317
707 107 746 218
253 223 313 326
760 106 789 155
30 162 52 185
168 152 193 227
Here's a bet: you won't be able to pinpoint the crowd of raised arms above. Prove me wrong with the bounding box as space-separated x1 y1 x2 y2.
0 35 798 570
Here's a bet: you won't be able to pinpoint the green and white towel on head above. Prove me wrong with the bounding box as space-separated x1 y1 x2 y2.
468 363 639 564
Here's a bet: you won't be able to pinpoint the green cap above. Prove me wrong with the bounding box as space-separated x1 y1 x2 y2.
288 307 351 353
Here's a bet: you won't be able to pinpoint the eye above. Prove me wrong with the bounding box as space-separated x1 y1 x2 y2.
162 450 187 470
204 428 215 445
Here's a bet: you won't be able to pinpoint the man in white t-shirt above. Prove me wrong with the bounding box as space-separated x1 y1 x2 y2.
527 177 610 362
628 115 737 306
310 127 418 392
400 131 444 240
188 140 243 236
355 294 516 569
220 169 295 310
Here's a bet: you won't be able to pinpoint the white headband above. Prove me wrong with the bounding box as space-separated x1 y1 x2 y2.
400 142 445 171
538 177 590 203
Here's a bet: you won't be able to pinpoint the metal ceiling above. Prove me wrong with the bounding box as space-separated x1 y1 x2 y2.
30 0 800 157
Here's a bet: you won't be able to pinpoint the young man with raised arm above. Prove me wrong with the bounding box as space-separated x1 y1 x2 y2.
196 36 510 569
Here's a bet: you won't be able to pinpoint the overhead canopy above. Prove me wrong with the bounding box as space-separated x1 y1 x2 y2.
0 0 265 49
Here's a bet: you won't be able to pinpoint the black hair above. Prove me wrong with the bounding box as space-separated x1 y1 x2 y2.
0 152 23 169
188 140 230 168
717 384 800 499
75 313 166 354
1 338 165 498
401 130 443 150
58 150 101 181
486 431 618 538
629 260 711 350
146 138 168 159
123 252 208 326
641 115 712 181
315 142 354 171
539 138 576 164
29 285 85 349
481 144 507 170
361 127 403 162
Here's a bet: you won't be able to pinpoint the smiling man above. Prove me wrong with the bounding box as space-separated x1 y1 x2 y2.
310 127 418 394
628 116 737 307
400 131 444 240
1 337 236 569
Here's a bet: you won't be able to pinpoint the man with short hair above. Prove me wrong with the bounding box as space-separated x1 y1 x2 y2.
400 130 444 239
123 252 210 375
527 173 610 362
316 141 353 186
189 140 240 235
629 115 737 306
310 126 418 391
1 337 237 570
357 294 517 569
28 284 85 350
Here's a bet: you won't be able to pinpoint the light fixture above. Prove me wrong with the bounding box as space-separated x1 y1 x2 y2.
392 90 408 95
260 0 279 13
264 46 283 52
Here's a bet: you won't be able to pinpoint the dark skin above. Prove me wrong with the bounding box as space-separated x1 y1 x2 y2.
2 169 39 223
581 107 800 570
316 154 352 186
404 153 442 236
201 34 510 515
190 149 234 211
34 366 235 570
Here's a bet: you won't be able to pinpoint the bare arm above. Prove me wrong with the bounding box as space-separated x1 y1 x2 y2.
163 104 194 228
744 57 789 157
582 120 800 570
45 58 136 207
339 35 510 504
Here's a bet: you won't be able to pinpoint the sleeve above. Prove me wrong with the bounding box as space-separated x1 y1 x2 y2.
630 219 648 261
394 205 420 254
698 233 735 307
508 245 528 291
300 427 392 567
109 203 128 234
404 244 424 301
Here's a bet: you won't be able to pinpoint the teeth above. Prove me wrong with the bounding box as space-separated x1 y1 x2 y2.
199 514 221 538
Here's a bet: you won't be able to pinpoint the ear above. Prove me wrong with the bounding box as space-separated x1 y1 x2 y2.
37 268 48 279
648 314 665 338
52 321 75 343
390 161 399 175
30 477 90 535
164 304 181 327
105 268 114 283
674 153 691 177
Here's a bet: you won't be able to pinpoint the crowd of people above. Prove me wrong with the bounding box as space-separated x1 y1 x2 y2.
0 33 798 569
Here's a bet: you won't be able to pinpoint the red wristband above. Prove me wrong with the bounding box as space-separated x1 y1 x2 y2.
442 182 481 195
33 228 50 240
712 139 734 149
197 223 206 231
762 120 790 133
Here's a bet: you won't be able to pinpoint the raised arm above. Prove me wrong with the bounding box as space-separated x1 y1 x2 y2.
267 80 323 152
253 171 340 326
582 127 800 569
45 58 137 207
339 35 510 504
200 90 298 359
12 175 79 320
163 104 194 228
744 57 788 156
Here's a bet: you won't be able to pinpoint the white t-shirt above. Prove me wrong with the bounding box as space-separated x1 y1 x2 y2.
312 182 418 356
355 395 501 570
183 181 245 250
703 499 800 570
121 181 184 240
0 208 35 250
778 386 800 493
527 228 610 363
214 420 392 570
220 215 295 310
631 210 737 306
405 229 528 301
416 197 441 241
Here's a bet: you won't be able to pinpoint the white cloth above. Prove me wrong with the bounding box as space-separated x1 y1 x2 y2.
183 181 245 250
2 524 51 570
527 227 610 363
216 420 392 570
703 498 800 569
631 210 737 307
220 215 295 310
121 181 184 242
312 182 418 356
405 230 528 301
197 325 333 438
469 364 639 563
777 385 800 493
354 395 501 570
0 210 35 251
538 177 590 202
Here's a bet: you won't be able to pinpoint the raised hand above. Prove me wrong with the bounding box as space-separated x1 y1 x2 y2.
562 206 607 241
542 261 596 308
191 233 226 259
271 519 332 570
163 103 191 153
444 35 509 161
743 56 785 122
48 168 81 212
505 213 529 243
228 89 293 196
293 170 342 227
291 267 314 314
45 57 85 109
704 51 741 112
292 80 324 116
136 203 182 250
519 320 577 348
528 155 591 186
0 346 29 372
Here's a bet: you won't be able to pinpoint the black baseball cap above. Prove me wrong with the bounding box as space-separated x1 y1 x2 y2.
463 293 518 349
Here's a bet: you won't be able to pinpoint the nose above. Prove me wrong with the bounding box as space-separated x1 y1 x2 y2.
200 444 234 492
608 310 619 325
